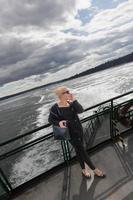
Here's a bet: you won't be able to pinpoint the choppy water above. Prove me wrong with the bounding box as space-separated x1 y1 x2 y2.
0 63 133 187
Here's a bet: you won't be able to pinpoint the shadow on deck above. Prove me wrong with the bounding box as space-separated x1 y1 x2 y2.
11 130 133 200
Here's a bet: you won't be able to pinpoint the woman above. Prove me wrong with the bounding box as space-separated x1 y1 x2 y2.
48 86 106 178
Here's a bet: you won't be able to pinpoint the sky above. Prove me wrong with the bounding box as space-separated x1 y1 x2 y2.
0 0 133 86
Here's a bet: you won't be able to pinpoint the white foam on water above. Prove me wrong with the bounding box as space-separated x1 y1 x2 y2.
38 95 45 103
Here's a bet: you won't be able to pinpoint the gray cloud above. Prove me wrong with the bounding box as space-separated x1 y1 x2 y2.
0 0 133 86
0 0 76 29
0 38 31 66
0 37 89 84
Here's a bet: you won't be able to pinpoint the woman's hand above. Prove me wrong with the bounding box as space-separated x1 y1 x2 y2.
67 93 76 103
59 120 67 128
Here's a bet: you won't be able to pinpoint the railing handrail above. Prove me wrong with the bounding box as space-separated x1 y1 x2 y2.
84 90 133 111
0 90 132 147
0 109 113 160
0 133 54 160
0 124 50 147
0 108 110 147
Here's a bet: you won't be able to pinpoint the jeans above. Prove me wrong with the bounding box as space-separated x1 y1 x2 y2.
69 136 95 170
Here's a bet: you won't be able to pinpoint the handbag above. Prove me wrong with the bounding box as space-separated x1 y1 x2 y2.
51 105 71 140
52 124 71 140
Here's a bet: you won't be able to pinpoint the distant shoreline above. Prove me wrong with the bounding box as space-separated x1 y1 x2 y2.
0 52 133 101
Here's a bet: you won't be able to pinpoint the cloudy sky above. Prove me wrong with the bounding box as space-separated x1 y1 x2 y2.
0 0 133 86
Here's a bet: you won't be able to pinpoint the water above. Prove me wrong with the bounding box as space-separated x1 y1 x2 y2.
0 62 133 187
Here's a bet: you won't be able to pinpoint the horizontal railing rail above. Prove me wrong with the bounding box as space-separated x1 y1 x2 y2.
0 124 50 147
0 133 53 160
0 108 110 148
0 108 113 160
84 90 133 112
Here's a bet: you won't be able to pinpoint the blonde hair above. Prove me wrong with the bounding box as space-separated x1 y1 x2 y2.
53 86 69 97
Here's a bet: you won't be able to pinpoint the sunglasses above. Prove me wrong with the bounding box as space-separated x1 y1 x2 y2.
62 90 70 94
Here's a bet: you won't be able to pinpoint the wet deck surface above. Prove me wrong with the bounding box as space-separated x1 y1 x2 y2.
12 132 133 200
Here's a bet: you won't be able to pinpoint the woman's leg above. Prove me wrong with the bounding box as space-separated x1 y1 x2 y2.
69 139 85 169
75 139 96 170
69 136 106 177
69 138 95 170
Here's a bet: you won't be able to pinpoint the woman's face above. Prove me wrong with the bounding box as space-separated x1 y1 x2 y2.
60 88 72 101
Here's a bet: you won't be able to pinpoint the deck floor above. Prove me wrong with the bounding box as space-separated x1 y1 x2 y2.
12 132 133 200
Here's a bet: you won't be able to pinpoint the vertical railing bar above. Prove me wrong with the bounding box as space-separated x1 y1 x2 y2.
66 141 71 160
64 141 70 162
110 100 114 138
61 141 67 162
0 168 13 192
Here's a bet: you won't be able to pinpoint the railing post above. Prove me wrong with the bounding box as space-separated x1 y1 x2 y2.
0 168 12 192
110 100 114 138
0 167 12 199
61 141 71 163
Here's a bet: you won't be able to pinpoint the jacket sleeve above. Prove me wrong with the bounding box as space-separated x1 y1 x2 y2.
70 100 84 114
48 105 60 126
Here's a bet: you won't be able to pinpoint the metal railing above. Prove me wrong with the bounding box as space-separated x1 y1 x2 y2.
0 89 132 197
